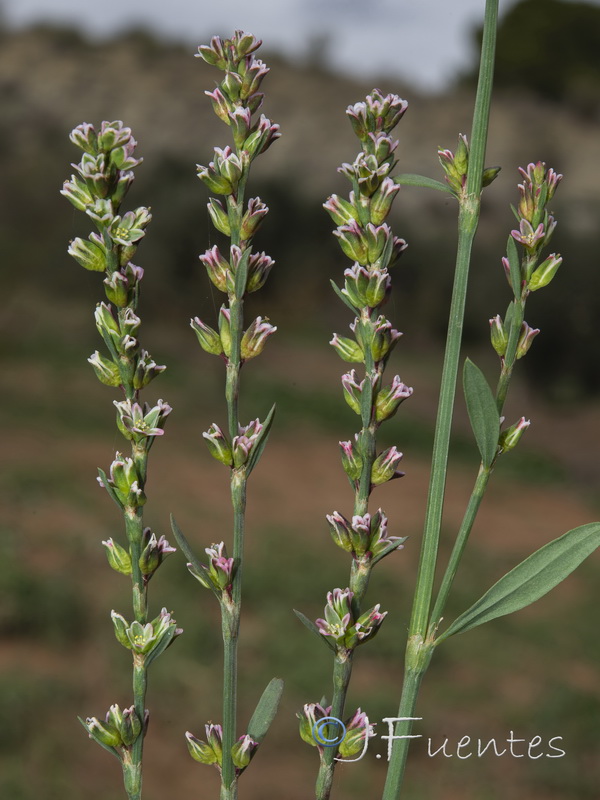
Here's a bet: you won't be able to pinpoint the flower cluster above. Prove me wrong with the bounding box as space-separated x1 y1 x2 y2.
192 30 278 369
315 588 387 653
297 703 373 760
63 121 177 791
84 703 146 754
186 723 258 774
438 133 500 199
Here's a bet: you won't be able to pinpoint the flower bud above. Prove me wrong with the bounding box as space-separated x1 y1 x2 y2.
102 538 132 575
339 438 363 481
241 317 277 360
516 321 540 359
528 253 562 292
139 530 176 577
341 370 363 415
70 122 98 154
338 709 371 759
240 197 269 241
218 306 232 358
326 511 353 553
88 351 121 387
186 731 218 764
111 610 131 648
203 423 233 466
330 334 364 364
499 416 530 454
371 446 403 485
323 194 357 227
85 716 122 748
231 734 258 770
207 198 231 236
133 350 166 390
68 236 106 272
120 706 142 747
370 317 402 362
375 375 412 422
489 314 508 357
199 246 230 293
191 318 224 356
333 220 368 265
246 251 275 293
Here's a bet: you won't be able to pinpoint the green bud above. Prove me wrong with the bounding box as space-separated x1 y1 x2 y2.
120 707 142 747
68 237 106 272
231 734 257 769
207 198 231 236
111 610 132 649
528 253 562 291
102 539 132 575
86 716 122 748
186 731 218 764
482 166 501 187
218 307 232 358
88 351 121 387
191 317 223 356
489 315 507 357
330 334 364 363
202 423 233 466
499 416 530 453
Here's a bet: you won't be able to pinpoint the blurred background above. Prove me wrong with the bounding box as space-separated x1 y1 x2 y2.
2 0 600 798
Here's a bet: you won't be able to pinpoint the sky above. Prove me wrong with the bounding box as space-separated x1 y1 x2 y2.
2 0 598 91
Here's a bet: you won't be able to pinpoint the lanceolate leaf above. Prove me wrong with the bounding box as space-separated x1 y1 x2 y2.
245 403 276 476
247 678 284 744
170 514 203 573
505 234 521 299
463 358 500 468
395 174 453 194
330 279 358 314
437 522 600 642
293 609 336 652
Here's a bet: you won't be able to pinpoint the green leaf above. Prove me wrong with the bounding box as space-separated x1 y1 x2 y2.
245 403 276 476
293 609 336 652
506 234 521 299
233 246 251 298
395 174 453 194
330 279 358 314
463 358 500 468
170 514 203 573
247 678 284 744
437 522 600 643
371 537 408 566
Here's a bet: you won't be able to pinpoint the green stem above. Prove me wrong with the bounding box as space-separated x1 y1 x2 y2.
315 655 354 800
428 293 526 632
427 463 491 634
380 667 423 800
383 3 498 798
220 168 249 799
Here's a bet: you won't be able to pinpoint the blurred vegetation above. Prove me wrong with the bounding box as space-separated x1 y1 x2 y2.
465 0 600 118
2 4 600 799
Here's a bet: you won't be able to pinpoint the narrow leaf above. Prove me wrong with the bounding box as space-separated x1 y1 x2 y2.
233 247 252 298
371 537 408 566
506 234 521 298
170 514 203 573
293 609 336 652
438 522 600 642
247 678 284 744
463 359 500 468
330 279 358 314
246 403 276 476
395 174 453 194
